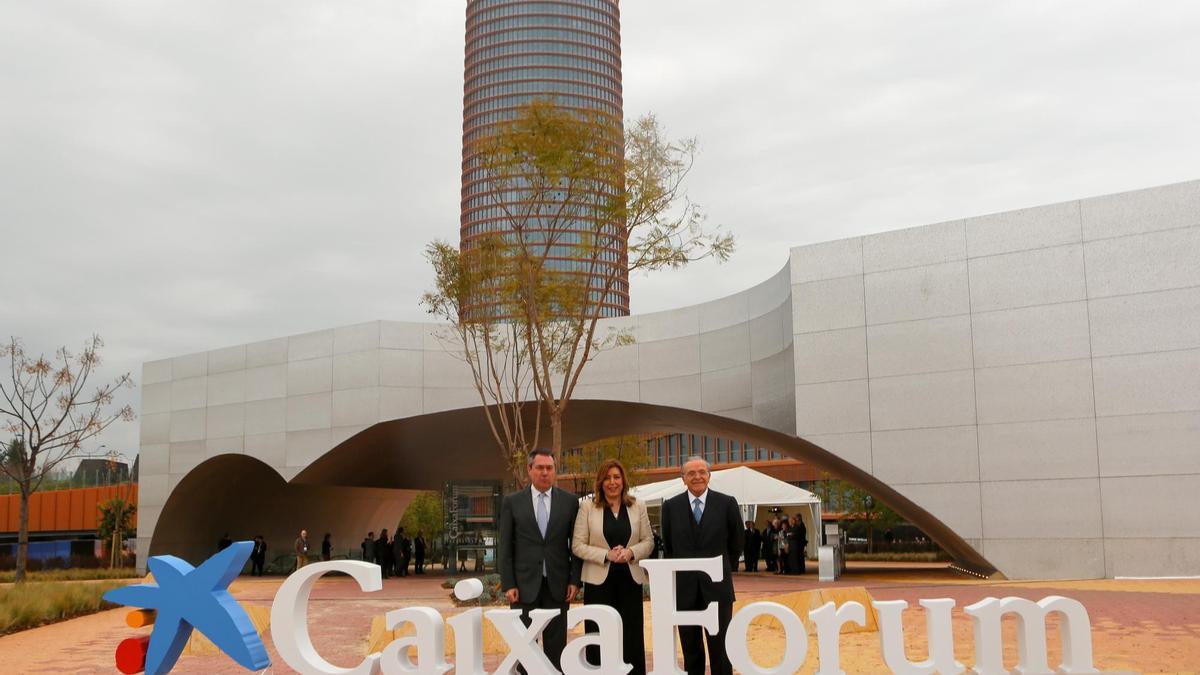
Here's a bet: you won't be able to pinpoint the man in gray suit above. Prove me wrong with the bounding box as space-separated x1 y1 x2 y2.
498 448 582 672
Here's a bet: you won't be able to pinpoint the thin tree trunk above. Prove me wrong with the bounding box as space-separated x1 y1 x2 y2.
16 487 30 583
551 411 563 463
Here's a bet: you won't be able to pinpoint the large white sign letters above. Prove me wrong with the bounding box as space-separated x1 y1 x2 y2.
269 558 1098 675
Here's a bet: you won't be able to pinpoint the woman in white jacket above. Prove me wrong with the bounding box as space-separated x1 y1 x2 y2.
572 458 654 674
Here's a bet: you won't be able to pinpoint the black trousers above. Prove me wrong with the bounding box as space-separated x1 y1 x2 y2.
584 564 645 675
677 590 733 675
512 576 568 673
251 556 264 576
414 554 424 573
744 552 758 572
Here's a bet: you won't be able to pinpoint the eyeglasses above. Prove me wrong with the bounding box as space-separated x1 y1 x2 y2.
683 470 709 479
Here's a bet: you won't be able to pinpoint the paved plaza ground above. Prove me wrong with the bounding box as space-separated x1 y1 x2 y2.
2 563 1198 673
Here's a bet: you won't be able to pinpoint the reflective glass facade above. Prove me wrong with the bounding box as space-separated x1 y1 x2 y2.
461 0 629 317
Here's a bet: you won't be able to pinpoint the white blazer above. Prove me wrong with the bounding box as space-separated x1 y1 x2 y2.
572 497 655 585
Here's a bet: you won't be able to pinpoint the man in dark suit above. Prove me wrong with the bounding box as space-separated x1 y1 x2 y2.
498 448 582 672
662 456 743 675
743 520 761 572
413 531 426 574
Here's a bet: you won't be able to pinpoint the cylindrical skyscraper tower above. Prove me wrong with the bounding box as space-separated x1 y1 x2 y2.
461 0 628 317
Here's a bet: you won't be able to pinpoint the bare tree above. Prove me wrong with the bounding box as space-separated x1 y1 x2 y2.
0 335 134 582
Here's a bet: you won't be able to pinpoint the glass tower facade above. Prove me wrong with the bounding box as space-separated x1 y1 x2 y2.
461 0 629 317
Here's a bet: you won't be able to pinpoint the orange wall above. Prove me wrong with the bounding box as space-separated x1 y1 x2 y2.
0 484 138 535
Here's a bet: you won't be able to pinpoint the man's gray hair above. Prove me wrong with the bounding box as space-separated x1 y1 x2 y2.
681 455 710 475
527 447 554 467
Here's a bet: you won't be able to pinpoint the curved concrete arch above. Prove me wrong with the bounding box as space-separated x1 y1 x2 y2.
291 399 996 574
150 453 416 565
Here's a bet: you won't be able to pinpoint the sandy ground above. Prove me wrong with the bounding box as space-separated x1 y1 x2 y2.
1 564 1197 673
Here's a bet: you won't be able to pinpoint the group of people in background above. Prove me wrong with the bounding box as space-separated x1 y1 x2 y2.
743 514 808 574
360 527 427 578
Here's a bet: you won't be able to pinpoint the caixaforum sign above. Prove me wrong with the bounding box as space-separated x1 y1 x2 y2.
107 544 1099 674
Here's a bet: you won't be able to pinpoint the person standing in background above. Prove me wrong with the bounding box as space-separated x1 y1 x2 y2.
293 529 309 570
321 533 332 562
414 531 426 574
743 520 761 572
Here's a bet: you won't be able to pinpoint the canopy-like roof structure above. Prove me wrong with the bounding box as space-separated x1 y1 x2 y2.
630 466 823 556
631 465 819 509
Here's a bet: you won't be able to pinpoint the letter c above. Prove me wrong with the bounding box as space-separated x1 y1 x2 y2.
271 560 383 675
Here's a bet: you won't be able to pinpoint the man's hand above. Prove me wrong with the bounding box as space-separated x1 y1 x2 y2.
566 584 579 602
505 588 520 604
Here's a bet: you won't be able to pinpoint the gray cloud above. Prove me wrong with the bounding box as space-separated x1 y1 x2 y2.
2 0 1198 457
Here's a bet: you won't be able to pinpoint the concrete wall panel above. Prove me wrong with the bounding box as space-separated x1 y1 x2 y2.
795 380 870 436
975 359 1095 424
206 370 245 407
863 220 965 273
793 327 867 384
978 418 1098 481
208 345 246 374
640 375 701 410
170 377 207 412
893 482 983 539
700 323 751 372
1089 286 1200 357
789 237 862 284
1080 180 1200 240
334 322 380 355
1097 411 1200 477
968 244 1086 313
1085 226 1200 298
1093 349 1200 416
142 382 170 415
1101 474 1200 538
981 478 1103 539
865 261 969 325
287 358 332 396
333 351 380 390
869 370 976 431
965 200 1082 258
285 393 332 432
244 398 285 436
245 364 286 402
288 330 334 361
793 276 866 334
802 432 872 473
700 365 752 413
971 302 1091 368
639 336 701 380
246 338 288 367
871 426 979 484
984 538 1105 580
867 315 973 378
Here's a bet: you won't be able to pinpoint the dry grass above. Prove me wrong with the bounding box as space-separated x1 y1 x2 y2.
0 580 129 635
0 567 142 584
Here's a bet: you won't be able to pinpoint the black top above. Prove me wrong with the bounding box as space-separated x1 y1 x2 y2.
603 504 632 551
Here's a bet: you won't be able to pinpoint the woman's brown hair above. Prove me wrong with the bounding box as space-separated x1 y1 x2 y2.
592 458 636 508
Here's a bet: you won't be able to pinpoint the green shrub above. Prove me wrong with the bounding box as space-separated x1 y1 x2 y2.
0 580 130 635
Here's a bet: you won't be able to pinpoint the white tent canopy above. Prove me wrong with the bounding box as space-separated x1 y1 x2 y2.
630 465 823 557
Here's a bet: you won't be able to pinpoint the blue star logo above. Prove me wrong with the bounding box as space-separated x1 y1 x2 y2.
104 541 271 674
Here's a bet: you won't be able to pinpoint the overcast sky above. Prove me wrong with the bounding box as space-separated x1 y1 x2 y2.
2 1 1198 459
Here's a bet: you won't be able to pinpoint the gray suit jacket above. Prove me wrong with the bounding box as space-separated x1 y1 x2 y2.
498 486 583 603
